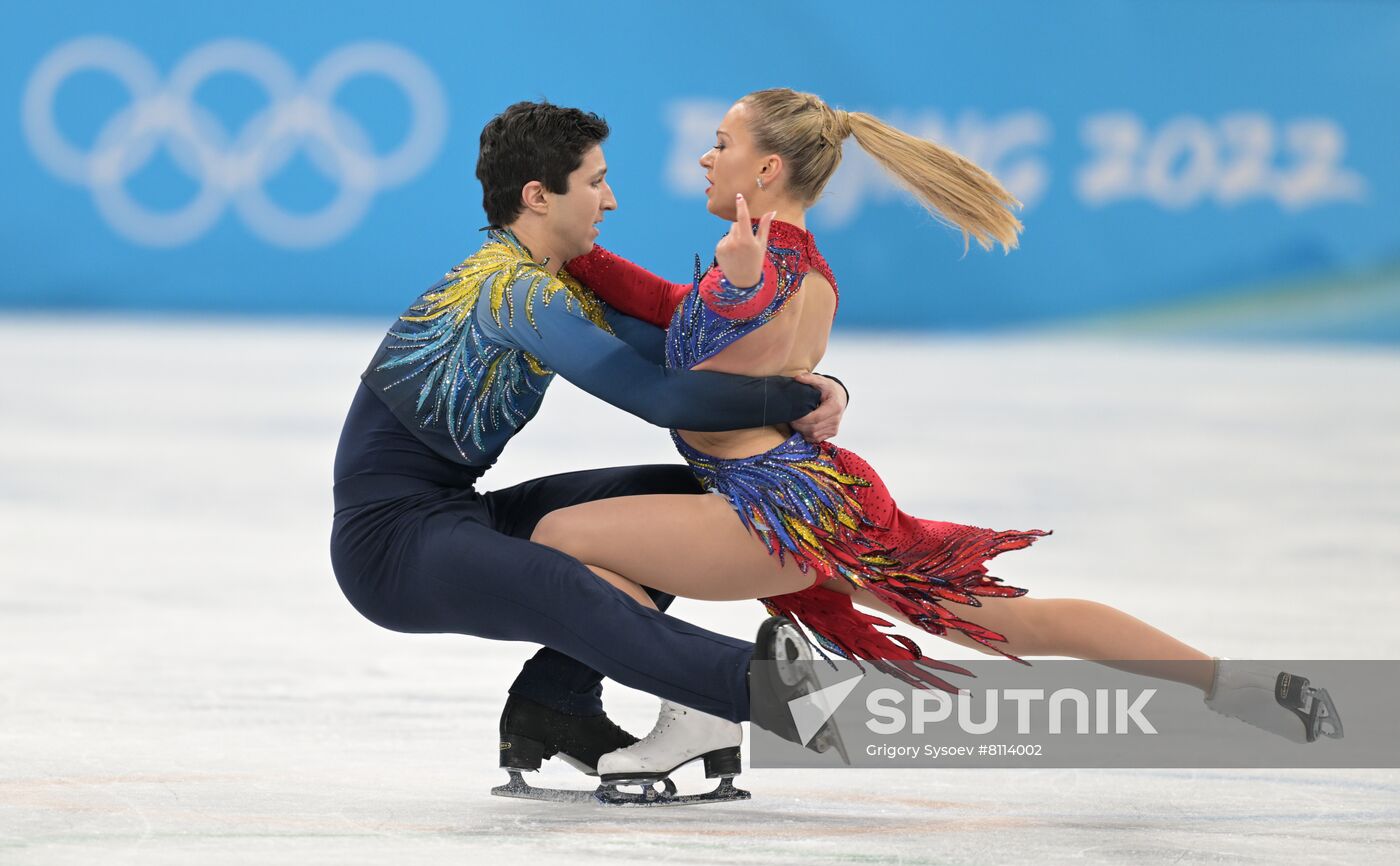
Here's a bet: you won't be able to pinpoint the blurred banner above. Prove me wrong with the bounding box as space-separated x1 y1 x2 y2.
4 0 1399 340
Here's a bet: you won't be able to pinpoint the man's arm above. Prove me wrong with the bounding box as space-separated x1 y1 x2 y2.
601 305 666 364
480 272 821 431
600 283 851 440
605 306 851 440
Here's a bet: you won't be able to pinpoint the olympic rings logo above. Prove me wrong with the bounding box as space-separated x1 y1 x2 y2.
21 37 448 248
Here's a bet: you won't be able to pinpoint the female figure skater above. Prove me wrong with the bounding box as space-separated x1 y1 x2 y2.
537 89 1340 781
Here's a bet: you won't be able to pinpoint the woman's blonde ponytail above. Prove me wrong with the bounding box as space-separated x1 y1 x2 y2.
742 88 1022 254
845 111 1022 254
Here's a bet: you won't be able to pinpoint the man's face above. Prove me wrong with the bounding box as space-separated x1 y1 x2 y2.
545 144 616 261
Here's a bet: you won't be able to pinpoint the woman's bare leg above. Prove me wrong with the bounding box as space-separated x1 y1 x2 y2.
533 495 1214 691
532 494 816 601
820 579 1216 692
589 565 658 609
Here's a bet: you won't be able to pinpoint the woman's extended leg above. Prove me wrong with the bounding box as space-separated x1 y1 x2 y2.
818 578 1215 691
533 494 1214 691
532 494 816 601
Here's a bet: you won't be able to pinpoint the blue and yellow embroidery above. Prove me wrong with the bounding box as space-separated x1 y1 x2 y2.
373 229 611 458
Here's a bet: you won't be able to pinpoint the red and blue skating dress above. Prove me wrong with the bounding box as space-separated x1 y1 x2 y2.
567 221 1049 681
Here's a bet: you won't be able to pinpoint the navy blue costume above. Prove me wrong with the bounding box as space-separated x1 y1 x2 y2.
330 230 823 720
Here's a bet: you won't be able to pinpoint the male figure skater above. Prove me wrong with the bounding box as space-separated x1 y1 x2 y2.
330 101 848 797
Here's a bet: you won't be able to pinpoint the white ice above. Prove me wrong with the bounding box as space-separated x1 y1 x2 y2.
2 315 1398 865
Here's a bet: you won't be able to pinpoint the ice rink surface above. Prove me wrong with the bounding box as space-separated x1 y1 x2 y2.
2 315 1398 865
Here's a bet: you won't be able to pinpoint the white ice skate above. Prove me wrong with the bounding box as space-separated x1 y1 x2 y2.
1205 659 1343 743
593 701 750 806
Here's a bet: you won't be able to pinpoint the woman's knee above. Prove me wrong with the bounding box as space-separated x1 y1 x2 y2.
531 506 589 556
971 594 1051 653
1000 595 1106 654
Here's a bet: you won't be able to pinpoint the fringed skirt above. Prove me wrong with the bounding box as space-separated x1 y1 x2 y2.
671 431 1051 690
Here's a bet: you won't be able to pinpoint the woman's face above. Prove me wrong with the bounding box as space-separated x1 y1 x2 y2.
699 101 766 221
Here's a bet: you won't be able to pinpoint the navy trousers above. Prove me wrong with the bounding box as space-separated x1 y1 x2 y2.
330 465 754 721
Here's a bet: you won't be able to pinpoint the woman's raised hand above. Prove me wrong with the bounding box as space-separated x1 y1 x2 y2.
714 193 775 288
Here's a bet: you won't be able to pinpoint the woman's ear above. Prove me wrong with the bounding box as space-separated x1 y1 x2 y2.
520 180 549 216
759 154 784 187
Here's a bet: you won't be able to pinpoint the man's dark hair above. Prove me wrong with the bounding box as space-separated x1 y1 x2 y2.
476 101 610 227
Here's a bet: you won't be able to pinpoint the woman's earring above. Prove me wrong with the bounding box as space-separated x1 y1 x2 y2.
756 177 765 190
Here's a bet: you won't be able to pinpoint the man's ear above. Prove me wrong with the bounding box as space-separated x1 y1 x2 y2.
520 180 549 216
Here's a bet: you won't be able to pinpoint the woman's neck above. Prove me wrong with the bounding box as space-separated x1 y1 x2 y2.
773 207 807 231
742 192 806 231
766 196 806 231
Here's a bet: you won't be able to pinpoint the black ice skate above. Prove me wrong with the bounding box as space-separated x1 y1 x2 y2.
1277 671 1344 742
491 696 671 804
1205 660 1344 743
748 616 851 763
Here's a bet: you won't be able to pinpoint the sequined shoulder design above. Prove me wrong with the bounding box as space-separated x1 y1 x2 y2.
666 220 838 370
365 229 612 463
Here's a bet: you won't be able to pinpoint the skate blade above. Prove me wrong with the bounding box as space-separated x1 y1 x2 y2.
490 770 602 804
599 773 668 786
595 776 750 807
1306 687 1344 742
807 722 852 765
1277 673 1344 743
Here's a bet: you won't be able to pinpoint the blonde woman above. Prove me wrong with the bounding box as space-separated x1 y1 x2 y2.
539 88 1340 785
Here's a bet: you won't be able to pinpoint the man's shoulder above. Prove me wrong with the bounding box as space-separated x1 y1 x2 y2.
398 229 611 340
483 262 614 338
394 238 528 329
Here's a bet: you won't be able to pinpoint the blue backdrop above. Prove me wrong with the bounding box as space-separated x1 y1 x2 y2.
5 0 1399 338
